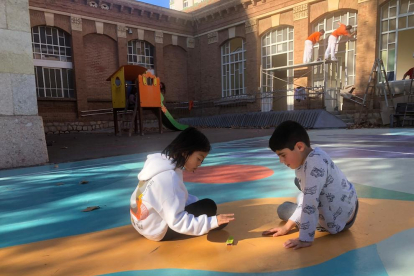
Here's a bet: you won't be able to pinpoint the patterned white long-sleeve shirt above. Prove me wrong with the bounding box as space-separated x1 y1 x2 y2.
289 147 357 242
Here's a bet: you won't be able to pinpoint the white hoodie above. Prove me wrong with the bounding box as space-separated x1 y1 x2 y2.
130 153 219 241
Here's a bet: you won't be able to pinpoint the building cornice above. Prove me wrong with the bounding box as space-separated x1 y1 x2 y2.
29 6 194 37
30 0 329 38
33 0 195 26
194 0 323 37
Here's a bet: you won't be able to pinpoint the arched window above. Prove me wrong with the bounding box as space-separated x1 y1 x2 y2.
312 11 358 87
221 38 246 97
261 26 294 111
127 40 155 71
380 0 414 80
32 26 74 98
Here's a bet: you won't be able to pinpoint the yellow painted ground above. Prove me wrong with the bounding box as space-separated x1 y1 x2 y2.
1 198 414 276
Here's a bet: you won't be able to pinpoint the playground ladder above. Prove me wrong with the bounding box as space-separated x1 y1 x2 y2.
116 89 139 137
116 110 135 136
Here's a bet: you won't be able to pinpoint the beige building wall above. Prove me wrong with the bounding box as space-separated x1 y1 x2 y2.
396 28 414 80
171 0 206 11
0 0 48 169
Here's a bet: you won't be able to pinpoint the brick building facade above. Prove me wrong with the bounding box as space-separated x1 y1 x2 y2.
27 0 414 133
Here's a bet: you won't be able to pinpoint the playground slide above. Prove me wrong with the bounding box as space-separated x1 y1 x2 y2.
160 94 188 131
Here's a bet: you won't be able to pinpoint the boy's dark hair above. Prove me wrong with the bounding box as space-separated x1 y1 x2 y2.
319 29 325 34
269 120 310 151
346 25 352 30
162 127 211 168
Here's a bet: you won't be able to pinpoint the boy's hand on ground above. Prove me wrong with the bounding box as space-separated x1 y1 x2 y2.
262 226 289 237
284 238 312 250
217 214 235 225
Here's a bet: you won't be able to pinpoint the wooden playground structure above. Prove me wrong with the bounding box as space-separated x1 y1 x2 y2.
107 65 162 136
82 65 187 135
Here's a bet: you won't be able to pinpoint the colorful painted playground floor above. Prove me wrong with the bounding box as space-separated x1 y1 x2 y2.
1 128 414 276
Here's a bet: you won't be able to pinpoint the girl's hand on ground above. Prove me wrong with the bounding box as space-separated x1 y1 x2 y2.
283 238 312 250
262 226 289 237
217 214 235 225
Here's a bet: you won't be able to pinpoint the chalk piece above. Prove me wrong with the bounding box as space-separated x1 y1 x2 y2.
226 236 234 245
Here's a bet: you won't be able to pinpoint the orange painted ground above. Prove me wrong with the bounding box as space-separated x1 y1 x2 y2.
184 165 274 183
1 198 414 276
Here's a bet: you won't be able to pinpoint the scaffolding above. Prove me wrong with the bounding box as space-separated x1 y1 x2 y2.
262 59 341 112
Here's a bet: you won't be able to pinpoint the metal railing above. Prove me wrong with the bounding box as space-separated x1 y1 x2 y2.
165 89 327 119
78 88 330 121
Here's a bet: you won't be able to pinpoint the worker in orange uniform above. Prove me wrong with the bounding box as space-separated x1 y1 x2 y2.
325 23 356 61
303 29 325 64
403 67 414 80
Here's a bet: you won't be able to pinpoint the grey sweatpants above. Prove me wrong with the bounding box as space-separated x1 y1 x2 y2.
277 178 359 232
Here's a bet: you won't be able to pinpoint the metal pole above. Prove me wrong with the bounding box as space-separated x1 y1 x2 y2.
323 61 328 110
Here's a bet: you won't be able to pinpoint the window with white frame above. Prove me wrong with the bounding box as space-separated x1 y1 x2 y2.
312 11 358 87
380 0 414 80
260 26 294 111
34 67 74 98
31 26 75 98
127 40 155 71
261 26 294 93
221 38 246 97
183 0 188 8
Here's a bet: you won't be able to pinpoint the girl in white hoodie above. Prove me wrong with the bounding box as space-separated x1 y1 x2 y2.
130 127 234 241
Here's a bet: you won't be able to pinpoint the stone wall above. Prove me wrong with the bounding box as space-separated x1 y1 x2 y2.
43 121 114 134
0 0 48 169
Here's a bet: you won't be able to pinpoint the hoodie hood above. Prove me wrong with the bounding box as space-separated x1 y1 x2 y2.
138 153 176 181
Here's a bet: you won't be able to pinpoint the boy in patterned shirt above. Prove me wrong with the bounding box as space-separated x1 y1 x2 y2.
262 120 358 249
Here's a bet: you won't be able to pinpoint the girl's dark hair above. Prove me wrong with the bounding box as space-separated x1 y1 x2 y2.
162 127 211 168
269 120 310 151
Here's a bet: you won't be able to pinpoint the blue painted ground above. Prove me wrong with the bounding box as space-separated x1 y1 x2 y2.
1 129 414 276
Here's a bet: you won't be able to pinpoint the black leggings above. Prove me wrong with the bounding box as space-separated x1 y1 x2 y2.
161 198 218 241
